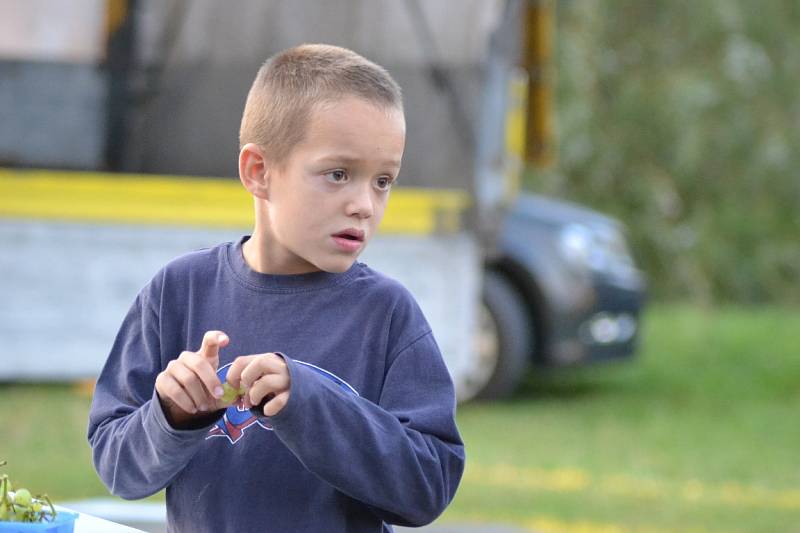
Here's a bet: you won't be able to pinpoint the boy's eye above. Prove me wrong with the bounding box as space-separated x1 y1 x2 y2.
325 170 348 183
375 177 394 191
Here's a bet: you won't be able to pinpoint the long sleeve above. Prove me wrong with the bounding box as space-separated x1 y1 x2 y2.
267 331 465 527
86 279 212 500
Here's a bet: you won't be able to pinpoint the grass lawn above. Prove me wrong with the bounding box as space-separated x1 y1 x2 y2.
2 304 798 531
453 304 800 532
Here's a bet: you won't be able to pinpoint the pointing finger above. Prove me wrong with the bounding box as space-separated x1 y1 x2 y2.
198 330 229 364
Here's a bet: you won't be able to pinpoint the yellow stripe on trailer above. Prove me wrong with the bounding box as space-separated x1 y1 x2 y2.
0 168 470 235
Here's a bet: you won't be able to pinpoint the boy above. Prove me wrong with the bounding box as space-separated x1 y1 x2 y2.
87 44 465 532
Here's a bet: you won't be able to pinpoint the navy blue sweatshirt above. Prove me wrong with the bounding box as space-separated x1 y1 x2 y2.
87 235 465 532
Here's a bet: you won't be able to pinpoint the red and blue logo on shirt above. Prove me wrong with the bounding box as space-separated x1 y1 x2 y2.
205 359 358 444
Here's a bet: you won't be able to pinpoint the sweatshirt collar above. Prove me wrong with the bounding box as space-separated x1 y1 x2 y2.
227 235 361 292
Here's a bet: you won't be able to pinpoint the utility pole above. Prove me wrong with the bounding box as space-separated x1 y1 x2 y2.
523 0 556 168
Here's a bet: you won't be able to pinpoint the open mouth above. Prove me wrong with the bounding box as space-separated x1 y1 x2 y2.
333 229 365 242
332 229 365 252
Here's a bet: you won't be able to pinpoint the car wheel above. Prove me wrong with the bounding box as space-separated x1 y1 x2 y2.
460 270 532 402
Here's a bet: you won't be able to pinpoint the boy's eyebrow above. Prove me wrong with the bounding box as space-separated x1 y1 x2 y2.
314 154 402 170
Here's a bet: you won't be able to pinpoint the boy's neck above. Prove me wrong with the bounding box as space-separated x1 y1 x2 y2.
242 232 321 276
241 233 274 275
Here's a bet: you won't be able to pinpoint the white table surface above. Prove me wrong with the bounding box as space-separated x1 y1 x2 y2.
55 506 148 533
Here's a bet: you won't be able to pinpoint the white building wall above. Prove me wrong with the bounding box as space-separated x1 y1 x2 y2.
0 0 106 62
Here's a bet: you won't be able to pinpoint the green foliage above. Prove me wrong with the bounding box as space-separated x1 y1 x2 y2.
528 0 800 304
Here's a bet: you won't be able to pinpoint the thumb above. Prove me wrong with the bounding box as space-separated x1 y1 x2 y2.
198 330 229 368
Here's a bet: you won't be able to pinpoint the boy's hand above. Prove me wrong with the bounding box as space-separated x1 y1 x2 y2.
155 330 229 427
225 353 291 417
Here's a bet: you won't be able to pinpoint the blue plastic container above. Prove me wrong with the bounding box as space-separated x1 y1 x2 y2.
0 511 78 533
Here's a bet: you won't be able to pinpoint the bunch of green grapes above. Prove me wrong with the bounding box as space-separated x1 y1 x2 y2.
0 461 56 523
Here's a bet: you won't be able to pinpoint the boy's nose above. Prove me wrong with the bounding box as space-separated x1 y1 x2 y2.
345 185 374 219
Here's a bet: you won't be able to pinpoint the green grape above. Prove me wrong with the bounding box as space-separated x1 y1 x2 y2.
220 382 246 405
13 488 31 508
0 465 57 523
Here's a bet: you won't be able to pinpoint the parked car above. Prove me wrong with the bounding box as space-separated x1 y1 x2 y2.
462 192 647 401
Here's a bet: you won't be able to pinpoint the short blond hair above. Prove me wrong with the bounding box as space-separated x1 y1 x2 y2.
239 44 403 164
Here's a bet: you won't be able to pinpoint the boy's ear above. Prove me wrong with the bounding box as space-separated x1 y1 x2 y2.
238 143 270 200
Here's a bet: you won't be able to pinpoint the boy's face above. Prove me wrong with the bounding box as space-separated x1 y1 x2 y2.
257 97 405 274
